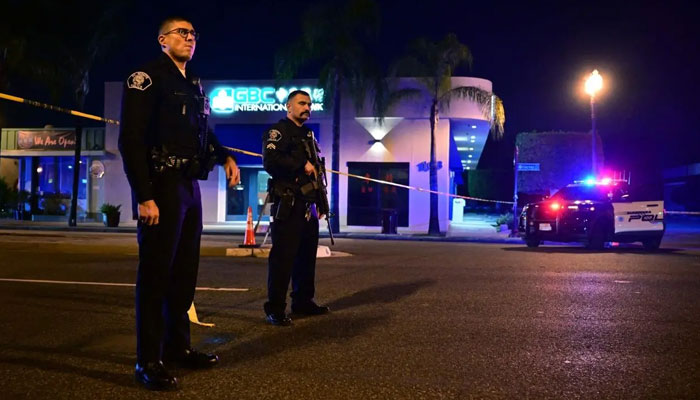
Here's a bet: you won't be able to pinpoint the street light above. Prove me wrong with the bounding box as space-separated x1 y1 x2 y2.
585 69 603 175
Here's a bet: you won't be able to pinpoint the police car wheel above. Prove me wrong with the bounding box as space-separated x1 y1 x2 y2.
525 238 540 248
586 221 606 250
642 237 662 251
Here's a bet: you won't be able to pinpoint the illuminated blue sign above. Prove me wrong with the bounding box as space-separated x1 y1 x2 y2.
517 162 540 171
210 86 325 113
417 161 443 172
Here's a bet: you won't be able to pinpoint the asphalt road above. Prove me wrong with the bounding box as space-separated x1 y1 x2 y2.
0 230 699 399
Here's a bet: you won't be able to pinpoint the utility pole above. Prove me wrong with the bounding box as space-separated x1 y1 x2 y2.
68 122 82 226
511 144 519 237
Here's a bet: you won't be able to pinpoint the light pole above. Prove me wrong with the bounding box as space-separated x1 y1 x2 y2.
585 69 603 176
511 142 519 237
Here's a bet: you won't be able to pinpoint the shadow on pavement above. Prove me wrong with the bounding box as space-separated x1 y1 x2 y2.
1 329 133 366
214 314 388 370
212 280 435 369
0 280 436 386
0 356 133 388
325 279 435 311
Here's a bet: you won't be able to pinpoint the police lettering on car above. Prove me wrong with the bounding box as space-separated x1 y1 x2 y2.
518 179 665 250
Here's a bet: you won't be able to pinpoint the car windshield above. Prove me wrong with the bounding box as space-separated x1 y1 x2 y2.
551 185 611 201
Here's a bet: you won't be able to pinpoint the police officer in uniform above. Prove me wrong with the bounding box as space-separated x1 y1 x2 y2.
262 90 330 326
119 16 240 391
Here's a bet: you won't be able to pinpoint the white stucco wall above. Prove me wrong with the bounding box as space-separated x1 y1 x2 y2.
103 76 494 232
103 82 134 223
334 117 451 232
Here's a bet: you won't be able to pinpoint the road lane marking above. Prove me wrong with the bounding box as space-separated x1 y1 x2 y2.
0 278 248 292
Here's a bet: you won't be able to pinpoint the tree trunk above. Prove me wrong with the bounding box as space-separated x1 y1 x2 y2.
330 71 340 233
428 99 440 235
68 122 82 227
68 89 86 227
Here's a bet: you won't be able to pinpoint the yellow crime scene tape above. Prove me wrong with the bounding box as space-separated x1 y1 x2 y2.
222 146 514 205
0 92 120 125
0 91 513 205
6 91 700 213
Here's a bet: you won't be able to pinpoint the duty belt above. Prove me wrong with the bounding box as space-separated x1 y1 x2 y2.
164 156 191 170
152 154 192 173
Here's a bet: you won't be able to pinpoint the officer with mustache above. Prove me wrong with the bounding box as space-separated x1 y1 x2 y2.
262 90 330 326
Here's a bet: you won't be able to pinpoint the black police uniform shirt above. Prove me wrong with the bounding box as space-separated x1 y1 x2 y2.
119 52 228 204
262 118 313 183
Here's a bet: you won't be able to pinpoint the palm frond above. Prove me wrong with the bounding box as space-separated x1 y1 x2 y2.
437 33 473 71
439 86 492 109
274 39 319 87
491 95 506 138
391 55 426 77
439 86 505 138
318 63 338 110
344 0 381 36
375 87 424 119
274 0 381 112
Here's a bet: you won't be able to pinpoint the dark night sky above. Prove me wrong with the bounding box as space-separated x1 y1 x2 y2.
4 0 699 180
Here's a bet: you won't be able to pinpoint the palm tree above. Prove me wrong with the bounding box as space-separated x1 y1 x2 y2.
0 1 29 126
4 0 124 225
275 0 384 234
388 34 505 235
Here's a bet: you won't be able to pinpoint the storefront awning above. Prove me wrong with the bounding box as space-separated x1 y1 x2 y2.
1 127 105 157
0 150 106 157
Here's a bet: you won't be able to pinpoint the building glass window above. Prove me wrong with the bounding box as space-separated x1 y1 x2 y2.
20 156 88 217
214 122 319 222
347 162 409 227
225 167 270 221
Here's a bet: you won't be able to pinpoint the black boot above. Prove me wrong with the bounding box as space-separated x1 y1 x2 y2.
135 361 178 391
265 313 293 326
164 348 219 369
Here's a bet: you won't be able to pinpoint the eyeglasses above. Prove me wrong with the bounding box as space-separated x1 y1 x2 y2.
162 27 199 41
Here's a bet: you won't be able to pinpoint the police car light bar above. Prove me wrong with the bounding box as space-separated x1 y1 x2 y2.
575 177 627 186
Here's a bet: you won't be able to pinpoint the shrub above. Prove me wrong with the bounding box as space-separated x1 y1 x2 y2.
40 192 70 215
0 179 18 217
493 213 515 230
100 203 121 215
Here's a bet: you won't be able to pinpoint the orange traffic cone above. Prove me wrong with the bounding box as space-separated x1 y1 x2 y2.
239 206 260 248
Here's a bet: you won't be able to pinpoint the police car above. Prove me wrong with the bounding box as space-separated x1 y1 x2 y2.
518 178 665 250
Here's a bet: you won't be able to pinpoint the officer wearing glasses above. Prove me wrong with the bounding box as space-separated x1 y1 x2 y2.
119 16 240 391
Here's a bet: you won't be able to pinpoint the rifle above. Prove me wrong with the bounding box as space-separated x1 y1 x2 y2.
302 133 335 245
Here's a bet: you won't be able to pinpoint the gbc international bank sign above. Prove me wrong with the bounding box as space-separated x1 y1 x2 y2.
210 86 325 114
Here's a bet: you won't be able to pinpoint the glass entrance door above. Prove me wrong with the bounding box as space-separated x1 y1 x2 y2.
226 167 270 221
347 162 409 227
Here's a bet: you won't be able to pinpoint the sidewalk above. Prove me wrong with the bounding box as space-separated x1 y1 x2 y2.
0 219 255 235
0 214 697 246
0 214 520 244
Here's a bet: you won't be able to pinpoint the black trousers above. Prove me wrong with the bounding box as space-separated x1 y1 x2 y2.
135 172 202 364
265 198 319 315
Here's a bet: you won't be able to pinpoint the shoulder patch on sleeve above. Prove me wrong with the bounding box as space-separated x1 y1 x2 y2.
127 71 152 91
267 129 282 142
266 143 277 150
